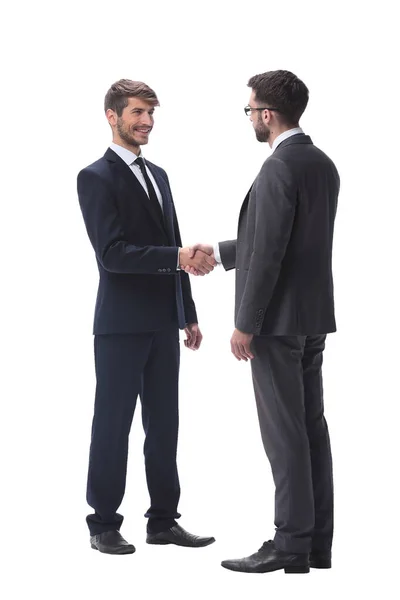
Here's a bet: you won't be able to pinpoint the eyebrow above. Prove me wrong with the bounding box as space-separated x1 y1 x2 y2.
130 108 155 113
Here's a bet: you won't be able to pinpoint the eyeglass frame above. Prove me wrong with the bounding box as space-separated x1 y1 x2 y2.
244 105 280 116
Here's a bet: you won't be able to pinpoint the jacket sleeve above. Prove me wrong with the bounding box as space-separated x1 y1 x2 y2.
236 158 297 334
171 201 198 325
77 168 179 275
219 240 237 271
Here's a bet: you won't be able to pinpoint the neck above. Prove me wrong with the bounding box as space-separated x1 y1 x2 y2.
112 137 140 156
268 124 299 148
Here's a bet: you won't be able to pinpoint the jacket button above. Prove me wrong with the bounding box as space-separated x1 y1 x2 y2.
167 268 171 272
158 269 162 272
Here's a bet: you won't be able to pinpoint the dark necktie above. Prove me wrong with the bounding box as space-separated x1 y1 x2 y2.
134 157 164 223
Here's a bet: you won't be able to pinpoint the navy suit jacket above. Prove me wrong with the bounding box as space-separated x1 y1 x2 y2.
77 148 197 334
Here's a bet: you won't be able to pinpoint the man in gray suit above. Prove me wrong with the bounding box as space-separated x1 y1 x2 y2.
186 70 340 574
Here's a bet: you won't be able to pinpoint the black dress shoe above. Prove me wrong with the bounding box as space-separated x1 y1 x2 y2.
146 524 215 547
221 540 309 574
310 550 331 569
90 530 136 554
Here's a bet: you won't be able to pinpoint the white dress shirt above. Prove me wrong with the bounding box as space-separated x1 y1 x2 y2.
213 128 304 264
109 142 180 268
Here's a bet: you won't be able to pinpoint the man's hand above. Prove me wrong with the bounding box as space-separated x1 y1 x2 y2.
184 323 203 350
179 247 216 275
230 328 254 361
183 244 215 276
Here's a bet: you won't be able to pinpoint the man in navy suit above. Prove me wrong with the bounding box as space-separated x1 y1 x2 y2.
77 79 216 554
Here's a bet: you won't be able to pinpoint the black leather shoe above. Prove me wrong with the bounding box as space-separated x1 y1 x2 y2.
146 524 215 547
310 550 331 569
90 530 136 554
221 540 309 574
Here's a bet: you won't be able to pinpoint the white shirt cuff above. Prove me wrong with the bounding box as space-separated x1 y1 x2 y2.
214 243 222 264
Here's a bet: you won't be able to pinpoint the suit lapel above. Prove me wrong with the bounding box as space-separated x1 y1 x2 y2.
238 184 253 223
105 149 167 237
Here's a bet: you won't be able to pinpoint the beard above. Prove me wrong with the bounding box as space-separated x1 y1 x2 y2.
254 115 270 142
116 118 146 147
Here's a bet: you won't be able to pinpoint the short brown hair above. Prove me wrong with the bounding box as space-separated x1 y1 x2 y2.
104 79 159 116
248 70 309 125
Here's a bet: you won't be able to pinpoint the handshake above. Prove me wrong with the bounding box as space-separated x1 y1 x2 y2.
179 244 216 276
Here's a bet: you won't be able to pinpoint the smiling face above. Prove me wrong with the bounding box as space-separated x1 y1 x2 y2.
107 96 156 153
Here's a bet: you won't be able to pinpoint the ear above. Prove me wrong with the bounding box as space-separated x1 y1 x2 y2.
106 108 117 127
264 108 273 124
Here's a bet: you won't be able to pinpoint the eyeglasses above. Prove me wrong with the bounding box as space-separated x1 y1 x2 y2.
244 105 279 116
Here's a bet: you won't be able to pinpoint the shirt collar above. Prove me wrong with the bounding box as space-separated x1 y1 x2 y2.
271 127 304 152
109 142 142 165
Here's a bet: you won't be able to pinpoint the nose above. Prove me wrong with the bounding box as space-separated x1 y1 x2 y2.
140 112 153 126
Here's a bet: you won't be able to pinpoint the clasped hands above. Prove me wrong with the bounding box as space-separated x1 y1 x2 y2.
179 244 216 275
180 244 254 362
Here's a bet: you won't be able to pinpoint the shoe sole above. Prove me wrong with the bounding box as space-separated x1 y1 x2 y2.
310 560 331 569
91 544 136 555
221 563 309 574
285 566 310 574
146 537 215 547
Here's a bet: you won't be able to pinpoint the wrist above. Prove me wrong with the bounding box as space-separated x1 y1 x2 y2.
179 247 189 266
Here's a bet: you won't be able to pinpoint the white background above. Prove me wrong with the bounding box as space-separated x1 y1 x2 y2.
2 0 399 598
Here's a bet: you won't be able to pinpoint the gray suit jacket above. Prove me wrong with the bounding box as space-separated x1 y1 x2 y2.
219 134 340 335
